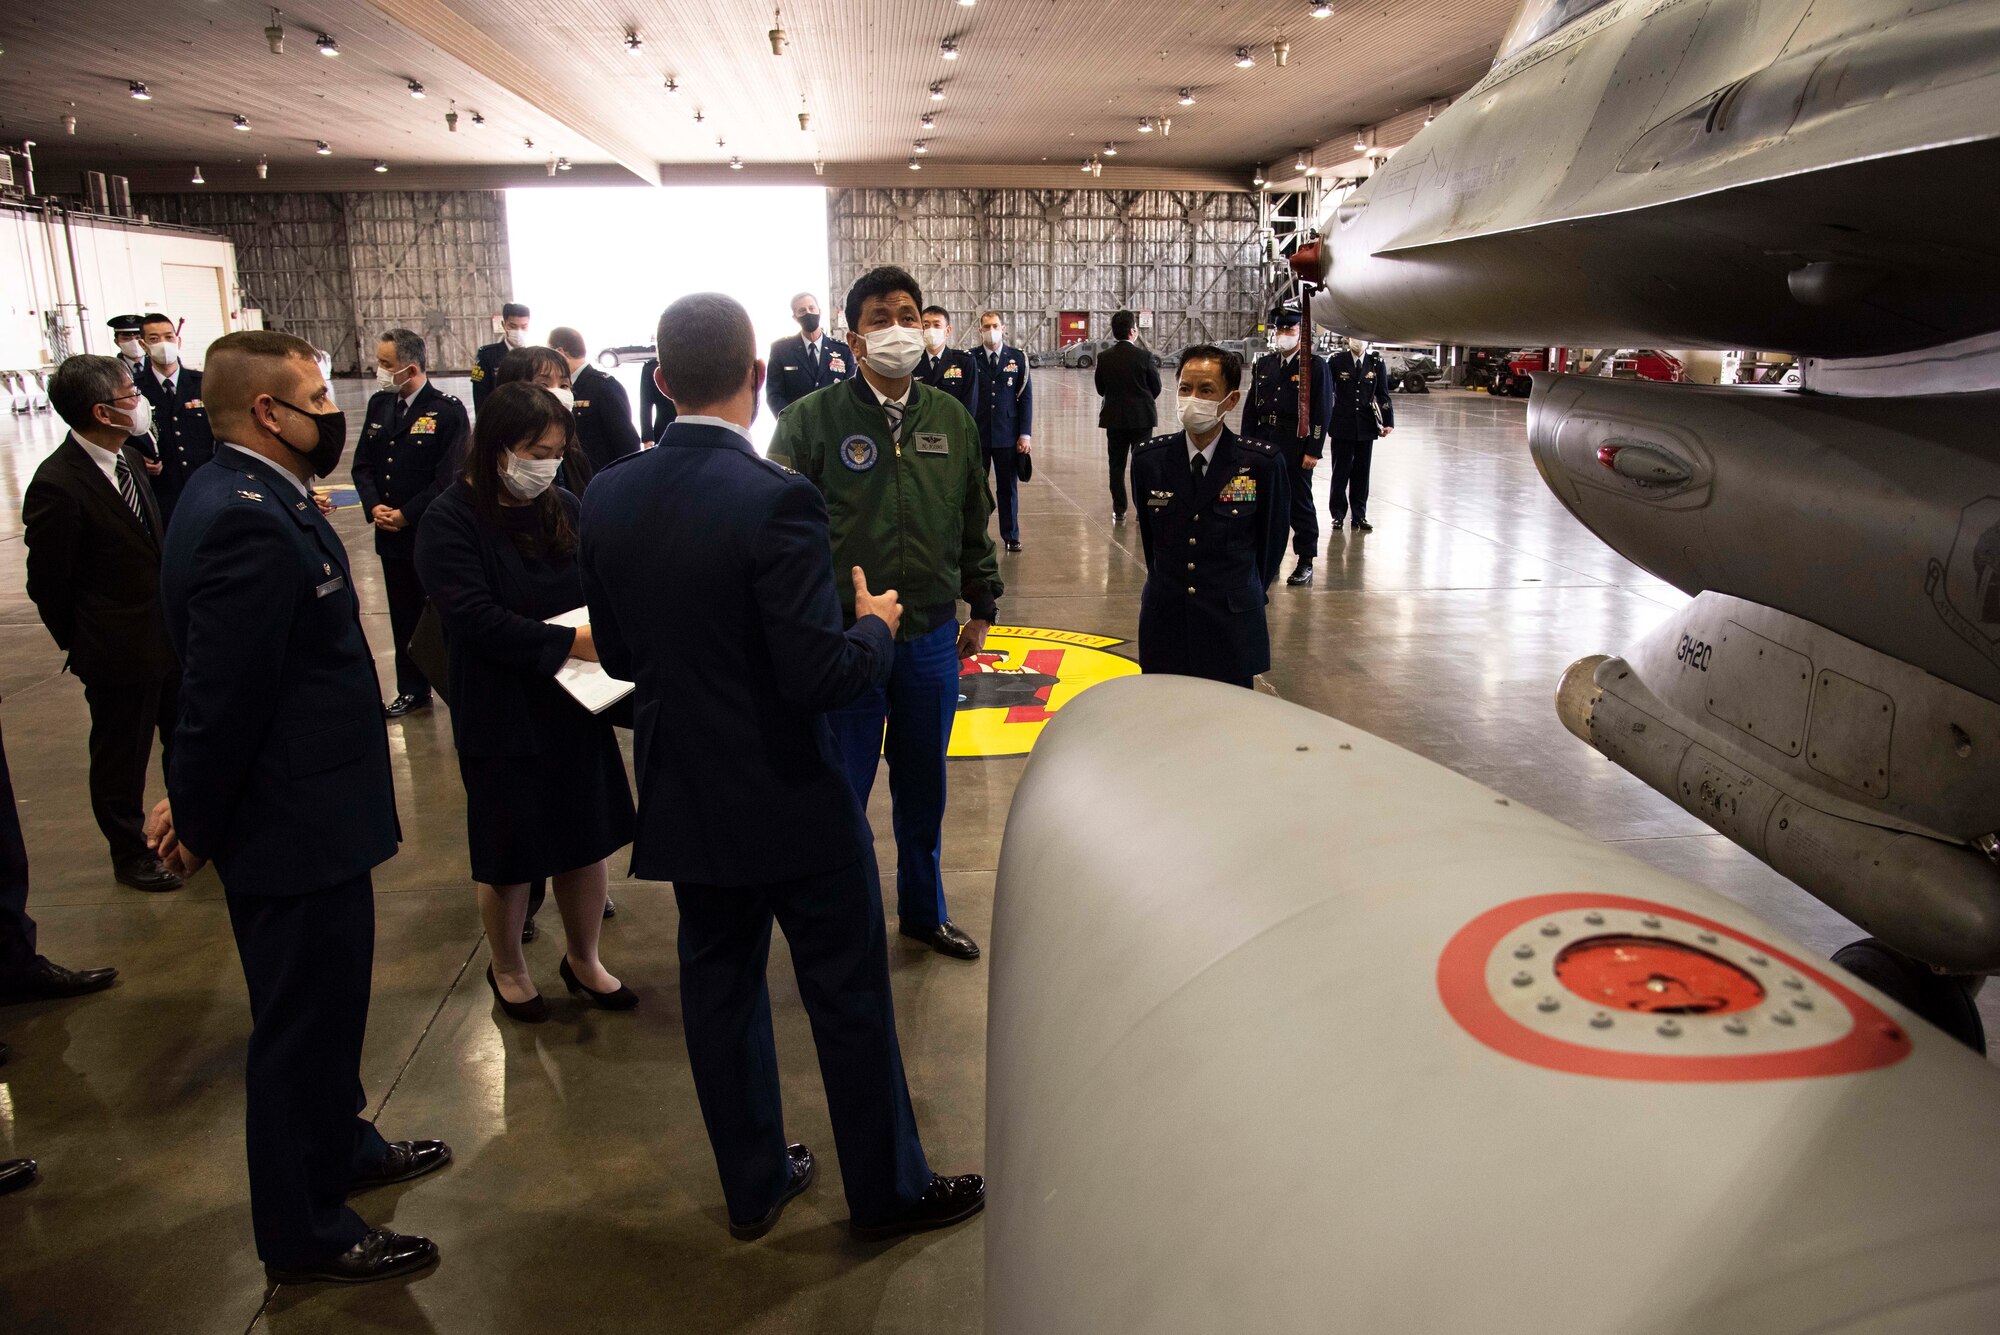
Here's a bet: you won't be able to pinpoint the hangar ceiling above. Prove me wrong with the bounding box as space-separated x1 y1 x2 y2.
9 0 1517 190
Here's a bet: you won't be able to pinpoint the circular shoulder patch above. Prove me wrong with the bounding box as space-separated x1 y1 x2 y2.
838 434 879 472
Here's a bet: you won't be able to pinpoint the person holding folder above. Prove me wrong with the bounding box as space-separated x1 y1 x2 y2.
413 381 636 1023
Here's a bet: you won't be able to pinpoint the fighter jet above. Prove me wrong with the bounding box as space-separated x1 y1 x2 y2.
1302 0 2000 1042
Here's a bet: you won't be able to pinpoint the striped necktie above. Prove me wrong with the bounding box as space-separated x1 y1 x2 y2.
882 396 905 439
114 457 149 532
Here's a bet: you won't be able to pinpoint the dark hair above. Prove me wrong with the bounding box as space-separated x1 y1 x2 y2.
381 327 427 369
921 304 950 321
655 292 755 411
49 354 130 431
1179 343 1243 391
546 326 585 359
501 302 530 321
202 330 320 422
466 382 579 557
496 345 570 388
844 265 923 333
140 312 172 328
1111 309 1135 339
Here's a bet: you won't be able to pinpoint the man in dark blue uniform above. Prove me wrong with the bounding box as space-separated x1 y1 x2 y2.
133 312 213 523
916 305 979 412
470 302 529 413
972 311 1033 552
351 328 469 717
1131 345 1289 688
549 327 642 472
637 356 677 444
581 292 983 1244
765 291 853 415
1327 338 1396 532
148 330 448 1286
1241 308 1334 585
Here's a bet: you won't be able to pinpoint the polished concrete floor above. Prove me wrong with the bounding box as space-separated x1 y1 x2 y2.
0 369 1992 1333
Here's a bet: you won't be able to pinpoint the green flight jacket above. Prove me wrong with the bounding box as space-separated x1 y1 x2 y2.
770 376 1002 641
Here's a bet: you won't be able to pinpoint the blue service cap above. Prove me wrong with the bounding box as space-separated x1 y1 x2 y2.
1270 307 1303 328
108 314 146 334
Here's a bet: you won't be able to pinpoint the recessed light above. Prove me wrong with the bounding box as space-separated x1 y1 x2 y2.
929 82 945 100
1102 142 1118 156
1178 88 1196 105
232 114 251 131
913 140 929 154
940 37 959 59
729 156 744 170
1080 158 1094 173
908 157 922 170
129 81 152 100
372 159 388 172
407 80 426 99
316 32 339 56
1311 1 1333 17
315 140 332 155
1138 117 1153 133
1234 46 1255 68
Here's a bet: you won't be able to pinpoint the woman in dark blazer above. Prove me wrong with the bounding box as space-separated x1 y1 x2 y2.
414 381 636 1022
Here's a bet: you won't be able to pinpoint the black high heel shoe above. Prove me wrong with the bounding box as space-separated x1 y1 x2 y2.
487 964 550 1023
560 956 638 1010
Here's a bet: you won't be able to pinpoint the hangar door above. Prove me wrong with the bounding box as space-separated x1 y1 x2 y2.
162 263 229 369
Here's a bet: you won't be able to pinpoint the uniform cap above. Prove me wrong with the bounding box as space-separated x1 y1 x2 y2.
108 314 146 334
1270 307 1303 328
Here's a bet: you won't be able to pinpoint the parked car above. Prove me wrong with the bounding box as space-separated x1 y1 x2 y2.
596 342 653 369
1371 344 1446 393
1059 338 1165 369
1591 348 1687 384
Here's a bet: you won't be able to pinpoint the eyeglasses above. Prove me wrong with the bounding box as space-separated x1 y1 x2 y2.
99 387 143 406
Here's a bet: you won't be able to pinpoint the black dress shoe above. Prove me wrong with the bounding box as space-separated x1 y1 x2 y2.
350 1139 452 1194
899 919 980 960
1285 560 1314 587
486 965 549 1023
382 693 432 719
520 914 540 943
851 1173 985 1240
0 1157 39 1196
265 1229 439 1285
729 1144 815 1241
1353 517 1374 532
602 896 617 919
559 956 639 1010
114 856 184 892
1005 540 1022 553
1112 511 1127 524
0 956 118 1005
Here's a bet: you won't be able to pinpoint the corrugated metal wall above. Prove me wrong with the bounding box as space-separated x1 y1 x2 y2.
829 188 1268 353
133 191 511 374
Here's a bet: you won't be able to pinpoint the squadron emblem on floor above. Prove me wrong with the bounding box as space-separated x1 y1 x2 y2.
950 627 1138 759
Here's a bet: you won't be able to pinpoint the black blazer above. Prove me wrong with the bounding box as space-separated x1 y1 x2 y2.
22 434 177 684
580 421 893 886
413 483 585 759
351 380 469 558
1328 349 1397 441
765 332 854 415
161 449 400 897
470 339 508 412
570 365 642 474
917 348 980 413
638 358 678 443
1094 339 1161 431
134 364 214 505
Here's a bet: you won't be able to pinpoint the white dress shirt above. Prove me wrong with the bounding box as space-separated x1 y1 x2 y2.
75 435 125 488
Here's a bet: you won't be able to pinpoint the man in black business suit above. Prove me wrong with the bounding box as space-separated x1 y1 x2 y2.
148 330 448 1286
1093 309 1162 524
581 292 983 1244
765 290 854 415
548 326 642 472
24 356 184 893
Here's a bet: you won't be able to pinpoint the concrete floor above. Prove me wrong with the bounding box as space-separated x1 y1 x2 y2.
0 369 1992 1333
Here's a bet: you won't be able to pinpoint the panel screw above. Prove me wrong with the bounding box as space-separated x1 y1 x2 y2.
1782 975 1803 990
1540 922 1561 937
1590 1012 1613 1029
1723 1019 1748 1035
1537 996 1560 1013
1511 971 1533 987
1792 996 1814 1011
1584 911 1605 926
1657 1019 1682 1037
1513 944 1535 959
1640 915 1662 929
1295 745 1308 751
1747 954 1768 967
1697 932 1718 944
1772 1010 1796 1026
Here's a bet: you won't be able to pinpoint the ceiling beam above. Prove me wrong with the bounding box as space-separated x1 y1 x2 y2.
359 0 662 184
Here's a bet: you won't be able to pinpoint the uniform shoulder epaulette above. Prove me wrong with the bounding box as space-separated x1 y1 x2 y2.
1135 433 1178 453
754 454 802 479
1236 435 1279 455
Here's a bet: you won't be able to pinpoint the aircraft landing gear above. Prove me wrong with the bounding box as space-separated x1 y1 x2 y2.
1831 938 1987 1054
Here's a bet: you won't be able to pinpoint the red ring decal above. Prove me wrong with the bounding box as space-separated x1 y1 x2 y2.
1437 894 1910 1081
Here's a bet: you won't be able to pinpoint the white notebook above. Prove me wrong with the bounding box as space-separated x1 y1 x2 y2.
544 607 635 715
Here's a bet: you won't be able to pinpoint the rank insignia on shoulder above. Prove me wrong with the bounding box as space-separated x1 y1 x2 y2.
469 366 484 381
410 415 437 434
236 489 264 502
1219 475 1258 501
914 432 949 455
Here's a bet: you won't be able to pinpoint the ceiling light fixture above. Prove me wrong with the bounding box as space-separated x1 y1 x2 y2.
799 110 812 131
1138 117 1153 133
546 157 558 177
958 0 976 6
1294 148 1309 171
63 113 77 134
929 81 945 100
128 81 152 100
265 10 285 54
729 156 744 170
1423 102 1437 126
1252 164 1267 187
407 80 425 99
693 108 706 123
445 103 459 131
907 157 922 171
191 164 205 184
1091 157 1103 178
315 32 339 56
256 155 269 179
913 140 929 154
1102 141 1118 156
1311 1 1333 17
1234 46 1255 68
470 110 485 125
769 10 788 55
232 114 251 131
1273 36 1291 66
315 140 331 154
373 159 388 172
1080 158 1093 173
623 29 643 53
1353 129 1368 152
921 112 937 129
662 76 680 94
524 136 534 148
814 159 825 176
940 37 959 59
557 156 572 171
1178 87 1196 105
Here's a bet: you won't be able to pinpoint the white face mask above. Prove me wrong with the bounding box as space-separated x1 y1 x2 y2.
377 365 412 392
108 394 153 438
546 386 576 411
1274 332 1300 353
148 339 179 368
501 453 561 500
118 337 145 361
982 328 1004 348
922 327 948 350
1178 393 1232 435
502 327 529 348
861 324 926 379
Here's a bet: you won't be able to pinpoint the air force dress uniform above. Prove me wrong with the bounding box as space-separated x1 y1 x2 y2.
1242 342 1334 573
469 339 508 412
916 346 979 413
135 360 215 522
350 381 469 705
1131 426 1289 688
160 444 406 1270
765 332 854 415
971 342 1033 547
1327 347 1396 530
570 363 642 475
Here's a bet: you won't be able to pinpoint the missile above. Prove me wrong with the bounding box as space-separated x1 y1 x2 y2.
987 677 2000 1334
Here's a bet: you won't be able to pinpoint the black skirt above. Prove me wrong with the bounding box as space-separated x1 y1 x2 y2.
459 699 635 885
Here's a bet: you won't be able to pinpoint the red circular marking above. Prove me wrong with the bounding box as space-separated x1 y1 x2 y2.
1436 894 1910 1081
1554 936 1765 1015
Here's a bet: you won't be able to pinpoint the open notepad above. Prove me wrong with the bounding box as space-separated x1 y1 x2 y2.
545 607 635 714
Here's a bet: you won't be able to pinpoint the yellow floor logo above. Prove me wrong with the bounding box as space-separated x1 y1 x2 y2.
951 626 1138 759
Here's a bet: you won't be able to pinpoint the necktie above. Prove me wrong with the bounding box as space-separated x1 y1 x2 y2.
883 396 905 439
1191 453 1207 487
114 457 149 532
806 342 818 377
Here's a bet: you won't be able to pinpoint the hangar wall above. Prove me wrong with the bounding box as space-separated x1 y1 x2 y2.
133 190 511 375
828 188 1270 354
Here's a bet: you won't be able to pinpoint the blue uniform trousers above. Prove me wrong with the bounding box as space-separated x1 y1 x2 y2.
673 856 931 1227
225 873 389 1266
983 450 1021 545
828 619 957 927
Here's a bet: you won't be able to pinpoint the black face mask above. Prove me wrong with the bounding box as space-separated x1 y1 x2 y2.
270 396 348 478
797 312 821 334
